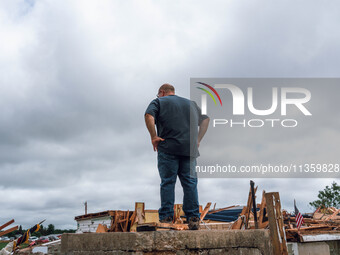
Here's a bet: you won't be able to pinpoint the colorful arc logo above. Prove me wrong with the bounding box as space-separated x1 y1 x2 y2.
196 82 222 106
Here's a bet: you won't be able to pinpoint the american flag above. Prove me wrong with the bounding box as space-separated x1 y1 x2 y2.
294 199 304 230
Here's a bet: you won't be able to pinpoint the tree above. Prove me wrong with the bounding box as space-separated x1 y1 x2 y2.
309 182 340 209
47 224 55 235
18 225 23 235
37 224 46 236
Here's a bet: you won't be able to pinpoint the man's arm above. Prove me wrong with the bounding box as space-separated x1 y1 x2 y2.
145 113 164 151
197 117 210 148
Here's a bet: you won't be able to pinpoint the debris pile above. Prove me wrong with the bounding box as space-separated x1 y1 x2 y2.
74 180 340 255
284 206 340 242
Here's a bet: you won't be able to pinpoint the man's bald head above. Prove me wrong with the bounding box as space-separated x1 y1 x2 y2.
158 84 175 97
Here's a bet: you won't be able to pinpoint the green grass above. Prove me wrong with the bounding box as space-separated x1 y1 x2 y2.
0 241 29 250
0 242 9 249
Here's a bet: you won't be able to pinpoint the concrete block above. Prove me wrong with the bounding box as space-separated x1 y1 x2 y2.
61 230 273 255
297 242 330 255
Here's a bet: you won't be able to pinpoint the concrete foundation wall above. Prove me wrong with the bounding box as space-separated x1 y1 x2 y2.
61 230 273 255
287 241 340 255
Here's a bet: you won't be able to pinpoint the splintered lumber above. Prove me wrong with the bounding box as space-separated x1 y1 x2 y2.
0 219 18 237
285 217 340 227
288 225 334 232
75 211 113 220
124 210 130 232
130 211 136 225
130 202 146 232
157 222 188 230
200 202 212 221
313 207 340 222
265 192 288 255
107 210 133 232
326 209 340 221
136 222 189 231
0 226 18 237
0 219 15 231
258 190 268 229
174 204 184 224
246 185 258 228
250 181 258 229
110 211 118 232
136 202 145 224
207 205 239 215
232 185 258 229
232 206 247 229
286 226 340 243
116 210 130 232
96 224 108 233
130 203 159 232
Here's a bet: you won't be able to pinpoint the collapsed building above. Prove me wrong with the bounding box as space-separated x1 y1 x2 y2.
69 181 340 255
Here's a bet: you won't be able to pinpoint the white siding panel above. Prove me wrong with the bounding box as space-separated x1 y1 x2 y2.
76 216 112 233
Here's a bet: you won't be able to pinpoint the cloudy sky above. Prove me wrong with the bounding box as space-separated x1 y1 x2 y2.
0 0 339 229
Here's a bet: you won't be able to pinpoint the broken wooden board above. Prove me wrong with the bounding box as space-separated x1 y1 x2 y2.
0 226 18 237
200 202 212 221
0 219 15 231
136 222 189 231
0 219 18 237
231 185 257 230
96 224 108 233
207 205 239 215
258 190 268 229
130 203 159 232
265 192 288 255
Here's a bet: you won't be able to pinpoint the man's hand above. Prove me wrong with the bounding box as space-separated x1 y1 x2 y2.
151 136 165 151
145 114 165 152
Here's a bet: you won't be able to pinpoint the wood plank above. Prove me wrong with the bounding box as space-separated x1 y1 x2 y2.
232 185 257 230
109 215 115 232
200 202 212 221
130 211 136 225
96 224 108 233
174 204 184 224
130 202 146 232
156 223 189 230
265 193 283 255
244 186 257 229
207 205 239 214
258 190 266 227
231 206 247 229
124 210 129 232
114 211 118 232
0 226 18 237
250 181 258 229
0 219 14 231
136 202 145 224
273 192 288 255
75 211 112 220
288 225 334 232
327 209 340 220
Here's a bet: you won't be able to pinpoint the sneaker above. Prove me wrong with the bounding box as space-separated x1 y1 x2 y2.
188 216 200 230
159 216 173 223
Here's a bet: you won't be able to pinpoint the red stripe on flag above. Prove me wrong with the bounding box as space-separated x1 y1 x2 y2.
296 212 304 229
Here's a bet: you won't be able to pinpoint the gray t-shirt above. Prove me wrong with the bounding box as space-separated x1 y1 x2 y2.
145 95 208 157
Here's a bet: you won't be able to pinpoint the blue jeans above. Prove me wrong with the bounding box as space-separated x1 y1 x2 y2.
157 151 199 220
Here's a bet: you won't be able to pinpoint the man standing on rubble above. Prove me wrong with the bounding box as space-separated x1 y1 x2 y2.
145 84 209 230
